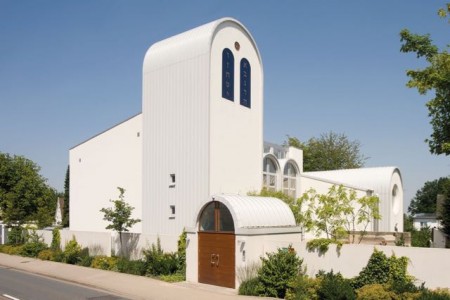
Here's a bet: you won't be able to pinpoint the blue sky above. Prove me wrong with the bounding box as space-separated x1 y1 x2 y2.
0 1 448 211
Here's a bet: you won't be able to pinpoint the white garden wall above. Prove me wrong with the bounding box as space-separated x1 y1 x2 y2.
298 240 450 289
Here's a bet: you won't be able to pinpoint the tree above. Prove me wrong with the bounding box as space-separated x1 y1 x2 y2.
0 152 57 228
439 179 450 237
100 187 141 255
62 165 70 227
284 185 380 243
441 197 450 237
400 4 450 155
408 177 450 215
286 131 367 172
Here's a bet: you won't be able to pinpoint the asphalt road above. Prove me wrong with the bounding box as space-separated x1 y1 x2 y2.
0 266 127 300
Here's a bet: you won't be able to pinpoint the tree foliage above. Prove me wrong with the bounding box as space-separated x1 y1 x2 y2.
288 185 380 242
100 187 141 254
400 4 450 155
408 177 450 214
440 180 450 236
0 152 57 227
287 132 367 172
403 214 432 247
62 165 70 227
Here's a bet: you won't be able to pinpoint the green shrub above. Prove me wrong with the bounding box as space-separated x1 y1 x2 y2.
91 255 119 270
143 238 179 276
63 236 83 264
356 284 396 300
177 230 187 274
352 249 414 290
77 247 93 267
159 272 186 282
20 230 48 257
116 257 147 276
7 227 26 245
389 276 419 295
37 249 55 261
21 242 48 257
51 228 61 251
52 250 65 262
239 277 263 296
0 245 23 255
418 289 450 300
352 249 390 289
286 275 320 300
317 270 355 300
257 246 303 299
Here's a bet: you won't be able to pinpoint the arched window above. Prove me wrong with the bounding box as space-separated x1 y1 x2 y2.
283 162 297 198
199 202 234 232
222 48 234 101
263 157 278 191
240 58 251 108
392 184 400 215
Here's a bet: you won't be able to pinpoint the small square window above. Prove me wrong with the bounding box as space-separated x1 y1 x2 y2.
169 174 176 188
169 205 175 219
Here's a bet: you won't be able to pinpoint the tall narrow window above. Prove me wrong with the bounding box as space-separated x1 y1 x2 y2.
283 162 297 198
222 48 234 101
263 157 278 192
240 58 251 108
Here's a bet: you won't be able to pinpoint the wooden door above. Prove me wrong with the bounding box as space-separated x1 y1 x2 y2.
198 232 235 288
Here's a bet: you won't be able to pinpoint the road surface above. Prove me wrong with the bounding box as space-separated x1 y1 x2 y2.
0 266 127 300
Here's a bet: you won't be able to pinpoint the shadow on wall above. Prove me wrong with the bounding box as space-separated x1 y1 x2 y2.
113 233 140 259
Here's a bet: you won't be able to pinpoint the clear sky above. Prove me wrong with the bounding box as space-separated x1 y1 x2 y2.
0 0 448 212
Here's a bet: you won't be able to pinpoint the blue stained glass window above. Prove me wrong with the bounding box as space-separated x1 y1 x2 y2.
240 58 251 108
222 48 234 101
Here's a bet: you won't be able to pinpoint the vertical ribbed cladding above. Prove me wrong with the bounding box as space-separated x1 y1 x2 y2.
142 18 264 248
142 20 218 238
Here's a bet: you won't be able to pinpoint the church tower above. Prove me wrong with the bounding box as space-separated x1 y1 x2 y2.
142 18 263 241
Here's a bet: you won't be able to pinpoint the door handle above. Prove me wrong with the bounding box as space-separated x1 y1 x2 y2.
210 254 220 267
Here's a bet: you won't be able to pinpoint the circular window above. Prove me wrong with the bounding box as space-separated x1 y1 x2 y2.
392 184 400 215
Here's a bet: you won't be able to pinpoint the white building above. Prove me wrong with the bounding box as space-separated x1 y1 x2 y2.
413 213 438 231
69 17 403 289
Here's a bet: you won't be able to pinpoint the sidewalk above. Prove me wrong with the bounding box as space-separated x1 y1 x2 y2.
0 253 262 300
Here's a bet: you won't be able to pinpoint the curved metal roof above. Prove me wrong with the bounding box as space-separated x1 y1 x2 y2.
213 194 296 229
305 167 402 195
143 17 262 73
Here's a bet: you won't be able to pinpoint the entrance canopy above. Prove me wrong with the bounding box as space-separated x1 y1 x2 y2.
204 194 298 234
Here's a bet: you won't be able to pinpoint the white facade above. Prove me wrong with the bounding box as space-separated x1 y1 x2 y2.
413 213 438 231
68 18 404 241
70 114 142 233
68 17 406 288
305 167 404 232
262 144 404 234
142 18 263 240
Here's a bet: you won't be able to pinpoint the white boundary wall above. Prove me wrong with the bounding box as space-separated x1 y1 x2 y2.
298 241 450 289
38 229 178 259
36 230 450 289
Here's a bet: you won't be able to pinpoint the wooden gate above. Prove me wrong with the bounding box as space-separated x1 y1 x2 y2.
198 232 235 288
